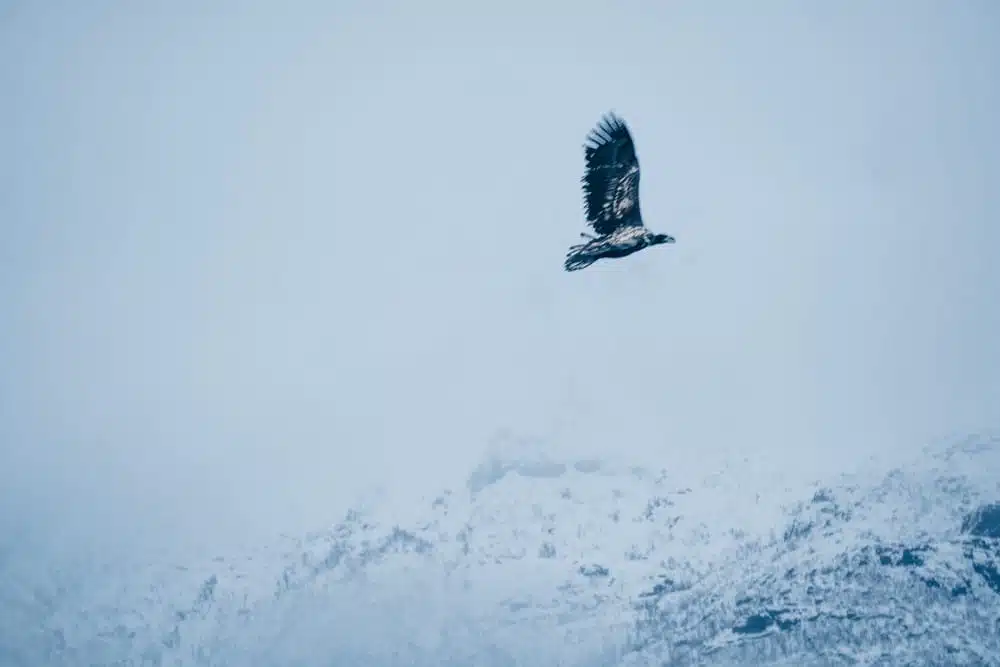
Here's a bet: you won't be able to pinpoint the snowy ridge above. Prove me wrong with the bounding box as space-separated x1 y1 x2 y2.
2 433 999 666
629 436 1000 666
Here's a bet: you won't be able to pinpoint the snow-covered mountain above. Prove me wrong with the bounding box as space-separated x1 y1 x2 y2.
3 433 1000 666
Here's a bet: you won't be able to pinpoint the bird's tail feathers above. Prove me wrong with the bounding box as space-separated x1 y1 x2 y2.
564 243 598 272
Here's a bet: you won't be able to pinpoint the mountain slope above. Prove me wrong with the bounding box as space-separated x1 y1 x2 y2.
3 433 999 666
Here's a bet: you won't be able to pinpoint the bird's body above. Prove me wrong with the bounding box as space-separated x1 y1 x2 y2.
564 226 660 272
564 112 675 272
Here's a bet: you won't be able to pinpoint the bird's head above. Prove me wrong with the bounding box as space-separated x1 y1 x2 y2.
651 233 676 245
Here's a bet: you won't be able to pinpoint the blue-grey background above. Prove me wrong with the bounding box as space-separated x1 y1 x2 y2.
2 0 998 559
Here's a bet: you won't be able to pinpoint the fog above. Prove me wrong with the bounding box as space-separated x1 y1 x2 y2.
2 0 998 558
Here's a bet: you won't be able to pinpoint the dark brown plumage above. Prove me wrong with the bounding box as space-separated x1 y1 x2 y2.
566 112 675 272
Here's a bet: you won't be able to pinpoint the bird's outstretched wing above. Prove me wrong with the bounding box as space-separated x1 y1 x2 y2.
581 112 643 236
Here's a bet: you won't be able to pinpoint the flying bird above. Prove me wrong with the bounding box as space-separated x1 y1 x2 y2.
564 112 675 272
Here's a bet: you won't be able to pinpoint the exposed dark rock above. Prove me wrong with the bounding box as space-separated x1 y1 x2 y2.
962 503 1000 538
579 564 610 578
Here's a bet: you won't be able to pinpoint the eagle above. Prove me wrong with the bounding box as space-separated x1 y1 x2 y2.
564 112 675 272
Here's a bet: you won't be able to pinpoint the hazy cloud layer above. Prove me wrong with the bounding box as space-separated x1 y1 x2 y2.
2 0 998 555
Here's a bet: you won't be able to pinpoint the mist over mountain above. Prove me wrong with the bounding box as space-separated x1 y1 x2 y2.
3 432 998 666
4 3 999 666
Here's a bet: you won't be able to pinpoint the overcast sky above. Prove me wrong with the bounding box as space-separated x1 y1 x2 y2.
2 0 998 555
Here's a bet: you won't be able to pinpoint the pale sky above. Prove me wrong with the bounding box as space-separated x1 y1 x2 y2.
2 0 998 555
